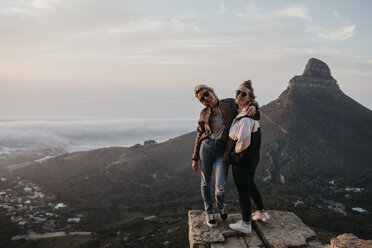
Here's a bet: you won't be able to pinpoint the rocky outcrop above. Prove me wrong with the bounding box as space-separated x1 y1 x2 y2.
188 210 324 248
326 233 372 248
188 210 264 248
288 58 339 90
254 211 318 248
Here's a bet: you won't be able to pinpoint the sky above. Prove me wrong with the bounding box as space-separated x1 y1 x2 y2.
1 0 372 121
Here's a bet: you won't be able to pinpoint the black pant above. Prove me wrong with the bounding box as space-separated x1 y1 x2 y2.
231 130 264 222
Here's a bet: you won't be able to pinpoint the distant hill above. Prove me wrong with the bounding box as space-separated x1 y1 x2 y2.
11 58 372 247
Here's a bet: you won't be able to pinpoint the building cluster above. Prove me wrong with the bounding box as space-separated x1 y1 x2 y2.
0 177 83 232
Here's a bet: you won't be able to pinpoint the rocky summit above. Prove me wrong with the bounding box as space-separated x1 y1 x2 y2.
188 210 372 248
288 58 339 90
188 210 324 248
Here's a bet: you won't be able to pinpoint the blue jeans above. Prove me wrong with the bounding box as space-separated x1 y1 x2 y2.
199 138 228 214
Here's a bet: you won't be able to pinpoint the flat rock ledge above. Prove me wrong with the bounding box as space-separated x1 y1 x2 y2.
188 210 324 248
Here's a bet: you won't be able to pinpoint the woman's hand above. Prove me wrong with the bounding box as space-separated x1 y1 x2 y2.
246 105 256 116
192 160 199 172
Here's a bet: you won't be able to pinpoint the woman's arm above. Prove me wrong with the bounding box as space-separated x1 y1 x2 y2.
192 117 206 161
245 100 260 120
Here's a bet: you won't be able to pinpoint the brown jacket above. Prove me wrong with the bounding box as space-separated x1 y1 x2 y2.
192 98 259 161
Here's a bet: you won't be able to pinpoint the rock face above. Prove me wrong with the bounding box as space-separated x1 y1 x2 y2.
326 233 372 248
188 210 323 248
288 58 339 90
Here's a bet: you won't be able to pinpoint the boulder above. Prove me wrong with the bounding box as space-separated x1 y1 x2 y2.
254 210 317 248
326 233 372 248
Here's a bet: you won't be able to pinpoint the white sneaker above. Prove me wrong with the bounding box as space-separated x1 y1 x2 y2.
206 213 217 228
252 210 270 222
229 220 252 233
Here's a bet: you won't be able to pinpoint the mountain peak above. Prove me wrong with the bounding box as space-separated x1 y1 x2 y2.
288 58 339 90
303 58 332 78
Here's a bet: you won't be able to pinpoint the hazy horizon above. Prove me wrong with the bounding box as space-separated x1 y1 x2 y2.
0 117 197 153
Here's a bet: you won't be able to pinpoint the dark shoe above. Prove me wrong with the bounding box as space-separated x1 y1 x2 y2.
219 208 228 221
206 213 217 227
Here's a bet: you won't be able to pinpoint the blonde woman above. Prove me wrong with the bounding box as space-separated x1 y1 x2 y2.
225 80 269 233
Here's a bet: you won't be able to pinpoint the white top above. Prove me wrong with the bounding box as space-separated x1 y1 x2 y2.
228 106 260 153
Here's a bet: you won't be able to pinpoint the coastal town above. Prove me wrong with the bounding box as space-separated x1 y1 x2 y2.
0 176 84 236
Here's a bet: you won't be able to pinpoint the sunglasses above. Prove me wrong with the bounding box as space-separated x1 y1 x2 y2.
235 90 248 97
199 91 210 101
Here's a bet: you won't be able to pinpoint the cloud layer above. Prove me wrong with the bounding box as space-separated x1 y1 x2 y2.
0 118 196 152
318 25 356 42
277 6 312 22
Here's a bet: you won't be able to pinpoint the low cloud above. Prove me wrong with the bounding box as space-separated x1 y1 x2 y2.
235 4 312 38
217 1 226 14
318 25 356 42
333 10 341 18
0 118 196 152
235 4 266 21
277 6 312 22
236 5 355 43
31 0 64 9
